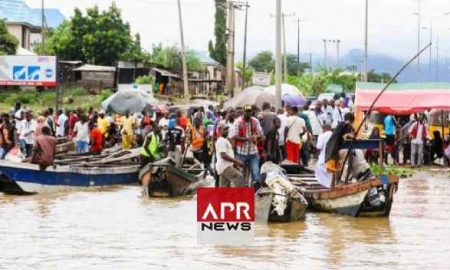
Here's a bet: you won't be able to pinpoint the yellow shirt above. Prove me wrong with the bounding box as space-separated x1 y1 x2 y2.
121 116 135 135
97 117 110 135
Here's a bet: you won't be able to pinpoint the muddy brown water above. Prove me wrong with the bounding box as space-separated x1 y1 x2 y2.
0 171 449 269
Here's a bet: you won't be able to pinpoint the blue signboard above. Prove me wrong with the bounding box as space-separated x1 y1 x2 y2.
27 66 40 80
13 66 26 80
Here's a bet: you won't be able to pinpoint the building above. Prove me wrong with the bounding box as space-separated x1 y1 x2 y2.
0 0 65 50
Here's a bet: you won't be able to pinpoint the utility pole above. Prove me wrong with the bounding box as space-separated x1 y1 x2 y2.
225 1 236 97
296 18 300 75
308 53 312 73
436 31 439 81
363 0 368 82
429 20 432 81
281 13 295 82
336 39 341 68
282 14 287 82
417 0 421 82
275 0 282 108
177 0 189 99
41 0 45 48
323 39 327 69
242 2 249 89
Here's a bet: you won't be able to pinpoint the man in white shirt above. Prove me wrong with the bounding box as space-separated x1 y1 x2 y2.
277 108 288 160
19 111 36 157
332 102 344 129
56 109 68 137
315 124 333 188
408 114 429 167
285 106 306 164
322 99 333 124
215 123 245 187
73 115 90 153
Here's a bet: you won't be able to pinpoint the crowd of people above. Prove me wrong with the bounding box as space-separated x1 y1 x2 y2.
1 95 448 187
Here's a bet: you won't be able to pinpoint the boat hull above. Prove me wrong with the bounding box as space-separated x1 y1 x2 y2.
308 190 368 217
255 188 308 223
0 161 140 194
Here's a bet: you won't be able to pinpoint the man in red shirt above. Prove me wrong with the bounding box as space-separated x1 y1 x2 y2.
90 122 103 154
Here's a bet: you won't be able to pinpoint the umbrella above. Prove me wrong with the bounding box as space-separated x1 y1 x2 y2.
101 89 157 114
152 104 169 114
264 83 307 107
223 86 275 110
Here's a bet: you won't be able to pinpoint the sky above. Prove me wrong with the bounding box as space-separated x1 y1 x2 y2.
26 0 450 63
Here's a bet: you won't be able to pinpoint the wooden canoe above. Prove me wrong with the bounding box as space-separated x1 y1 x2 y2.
141 157 205 198
255 187 308 223
290 174 399 217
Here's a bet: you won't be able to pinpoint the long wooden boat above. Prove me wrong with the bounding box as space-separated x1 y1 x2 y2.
289 139 400 217
0 148 142 194
0 161 141 194
140 157 205 197
289 173 399 217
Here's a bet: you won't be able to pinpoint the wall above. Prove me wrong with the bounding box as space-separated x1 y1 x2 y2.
6 24 23 48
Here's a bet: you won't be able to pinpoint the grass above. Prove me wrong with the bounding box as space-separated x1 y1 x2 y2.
0 87 113 113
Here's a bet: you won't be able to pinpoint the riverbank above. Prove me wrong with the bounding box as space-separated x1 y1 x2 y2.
0 88 112 113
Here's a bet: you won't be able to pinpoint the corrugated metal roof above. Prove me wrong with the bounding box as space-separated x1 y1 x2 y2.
74 64 116 72
190 51 221 66
0 0 65 28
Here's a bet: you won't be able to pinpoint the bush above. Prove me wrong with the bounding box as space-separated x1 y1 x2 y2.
100 89 113 101
66 87 87 97
135 75 153 85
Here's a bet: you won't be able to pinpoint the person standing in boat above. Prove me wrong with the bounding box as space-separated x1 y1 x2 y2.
325 112 374 182
215 123 245 187
73 115 90 154
315 123 333 188
140 125 163 164
19 111 36 158
232 105 264 187
30 126 56 170
121 111 136 149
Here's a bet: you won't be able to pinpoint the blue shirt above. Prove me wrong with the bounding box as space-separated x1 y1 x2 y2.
384 115 395 135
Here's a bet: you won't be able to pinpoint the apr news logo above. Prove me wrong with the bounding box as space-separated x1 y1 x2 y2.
197 187 254 245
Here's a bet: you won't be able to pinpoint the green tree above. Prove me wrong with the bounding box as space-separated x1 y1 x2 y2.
286 54 311 76
0 19 19 55
236 62 253 86
248 51 275 73
367 69 396 83
152 44 203 72
208 0 227 65
35 3 132 66
121 33 151 65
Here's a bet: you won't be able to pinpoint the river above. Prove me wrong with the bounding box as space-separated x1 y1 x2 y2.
0 171 449 269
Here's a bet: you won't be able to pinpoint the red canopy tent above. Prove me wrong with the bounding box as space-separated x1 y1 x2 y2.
355 82 450 115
